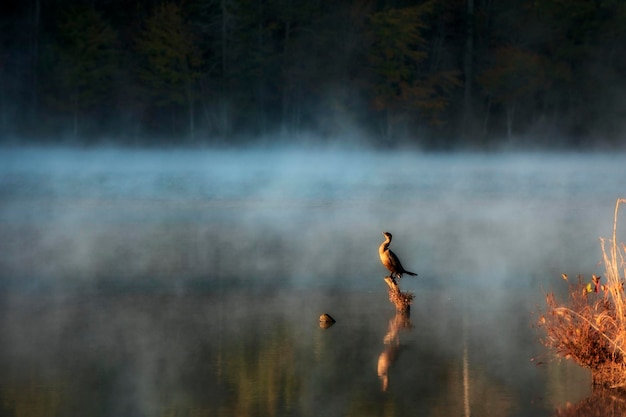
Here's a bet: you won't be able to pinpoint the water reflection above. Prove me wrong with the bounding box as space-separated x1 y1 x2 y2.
377 310 412 391
3 150 626 416
378 274 414 392
0 289 597 416
553 387 626 416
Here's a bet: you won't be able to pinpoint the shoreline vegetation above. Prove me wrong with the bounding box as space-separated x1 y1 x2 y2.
539 198 626 388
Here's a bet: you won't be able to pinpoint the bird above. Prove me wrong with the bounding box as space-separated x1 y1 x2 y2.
379 232 417 279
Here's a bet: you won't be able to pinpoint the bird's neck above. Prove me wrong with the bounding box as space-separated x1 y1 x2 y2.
379 239 391 255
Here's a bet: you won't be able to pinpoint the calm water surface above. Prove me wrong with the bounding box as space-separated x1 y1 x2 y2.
0 290 591 417
1 148 625 416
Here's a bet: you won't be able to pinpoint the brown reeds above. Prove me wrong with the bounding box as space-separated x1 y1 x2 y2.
538 199 626 388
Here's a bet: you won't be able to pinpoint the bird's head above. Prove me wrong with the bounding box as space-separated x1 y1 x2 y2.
382 232 392 241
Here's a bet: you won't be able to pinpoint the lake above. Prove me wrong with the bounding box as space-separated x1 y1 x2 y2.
1 147 625 416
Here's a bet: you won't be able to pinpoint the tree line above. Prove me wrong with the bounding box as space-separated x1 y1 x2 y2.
1 0 625 148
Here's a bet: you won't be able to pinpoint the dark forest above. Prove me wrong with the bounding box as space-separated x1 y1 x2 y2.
1 0 626 148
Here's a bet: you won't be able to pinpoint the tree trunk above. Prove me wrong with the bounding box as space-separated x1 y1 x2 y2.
506 101 515 138
281 17 292 133
185 73 195 141
384 108 393 142
73 110 78 139
188 95 195 141
171 108 176 138
463 0 475 131
482 95 491 136
0 89 5 133
30 0 41 125
257 0 266 134
220 0 228 76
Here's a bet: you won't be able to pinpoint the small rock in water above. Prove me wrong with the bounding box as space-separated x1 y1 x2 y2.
319 313 336 328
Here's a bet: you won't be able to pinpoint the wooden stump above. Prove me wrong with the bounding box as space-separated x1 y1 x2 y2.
384 276 414 313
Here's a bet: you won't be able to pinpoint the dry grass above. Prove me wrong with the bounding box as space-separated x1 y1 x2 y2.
538 199 626 388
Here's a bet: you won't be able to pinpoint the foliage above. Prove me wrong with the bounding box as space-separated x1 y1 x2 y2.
135 2 202 108
478 46 549 104
368 4 430 107
3 0 626 144
367 2 460 131
538 199 626 388
43 6 119 135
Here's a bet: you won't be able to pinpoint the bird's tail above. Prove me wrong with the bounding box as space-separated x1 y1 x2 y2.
405 271 417 276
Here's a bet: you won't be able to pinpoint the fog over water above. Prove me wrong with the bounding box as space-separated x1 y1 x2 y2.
1 147 625 416
0 147 622 293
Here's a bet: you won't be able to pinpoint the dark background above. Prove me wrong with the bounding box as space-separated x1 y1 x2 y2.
2 0 626 148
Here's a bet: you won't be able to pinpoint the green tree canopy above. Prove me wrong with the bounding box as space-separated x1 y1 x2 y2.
135 2 202 138
367 1 459 139
43 6 119 137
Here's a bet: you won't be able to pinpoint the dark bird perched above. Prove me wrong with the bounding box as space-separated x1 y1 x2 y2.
379 232 417 279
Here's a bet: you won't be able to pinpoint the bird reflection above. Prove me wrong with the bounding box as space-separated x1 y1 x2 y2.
377 308 413 391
